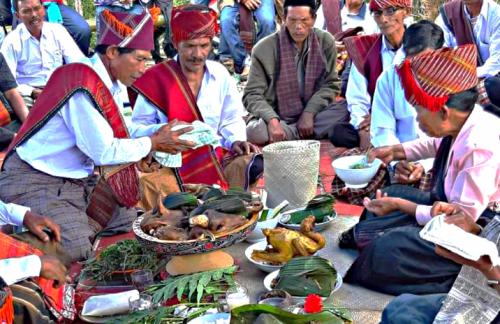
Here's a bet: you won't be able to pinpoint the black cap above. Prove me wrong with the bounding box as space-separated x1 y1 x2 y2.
283 0 317 10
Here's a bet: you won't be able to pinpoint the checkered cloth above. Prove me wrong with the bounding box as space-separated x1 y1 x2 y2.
369 0 412 10
153 121 221 168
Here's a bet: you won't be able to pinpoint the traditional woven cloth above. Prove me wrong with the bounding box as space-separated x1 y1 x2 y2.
170 5 218 46
397 44 478 112
0 233 75 321
369 0 412 11
276 29 326 122
322 0 342 36
439 0 484 65
131 59 229 189
0 278 13 324
97 10 154 50
239 5 256 53
344 34 383 98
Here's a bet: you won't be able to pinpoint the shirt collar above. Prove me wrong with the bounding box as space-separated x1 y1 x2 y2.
89 54 122 94
203 60 218 82
18 23 42 41
464 0 489 20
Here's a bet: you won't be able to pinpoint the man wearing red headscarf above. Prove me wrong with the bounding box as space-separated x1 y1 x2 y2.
330 0 412 149
130 5 262 208
0 10 195 262
340 45 500 297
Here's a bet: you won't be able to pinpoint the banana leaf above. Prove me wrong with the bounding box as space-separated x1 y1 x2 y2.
230 304 347 324
287 194 335 224
162 192 199 209
274 256 337 297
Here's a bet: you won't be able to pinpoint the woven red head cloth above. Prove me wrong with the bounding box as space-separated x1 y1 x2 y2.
97 10 154 51
171 5 218 47
369 0 412 11
397 44 478 112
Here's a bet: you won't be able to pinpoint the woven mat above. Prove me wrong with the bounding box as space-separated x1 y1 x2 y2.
226 216 394 324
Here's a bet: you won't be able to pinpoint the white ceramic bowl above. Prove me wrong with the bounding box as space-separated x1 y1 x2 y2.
263 270 343 297
279 211 337 232
245 241 285 273
331 155 382 188
246 216 280 243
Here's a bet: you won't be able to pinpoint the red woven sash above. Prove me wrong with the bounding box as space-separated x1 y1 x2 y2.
3 63 140 208
0 232 75 321
0 100 11 127
131 60 229 189
344 34 383 98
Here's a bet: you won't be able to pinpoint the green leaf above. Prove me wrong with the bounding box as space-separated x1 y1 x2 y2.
230 304 346 324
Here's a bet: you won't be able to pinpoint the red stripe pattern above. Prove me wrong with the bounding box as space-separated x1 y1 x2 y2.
397 44 478 111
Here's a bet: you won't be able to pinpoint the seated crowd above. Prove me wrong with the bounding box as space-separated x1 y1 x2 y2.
0 0 498 322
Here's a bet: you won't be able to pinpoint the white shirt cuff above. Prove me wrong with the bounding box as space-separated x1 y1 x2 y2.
0 255 42 285
7 203 30 226
415 205 433 225
17 84 34 97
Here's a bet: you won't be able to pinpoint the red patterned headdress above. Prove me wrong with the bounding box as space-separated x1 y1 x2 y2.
396 44 478 112
171 5 218 47
98 10 154 51
369 0 412 11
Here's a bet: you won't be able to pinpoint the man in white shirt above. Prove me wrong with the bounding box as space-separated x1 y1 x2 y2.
370 20 444 183
435 0 500 107
0 11 195 261
330 0 411 149
315 0 378 35
0 0 85 108
131 5 261 209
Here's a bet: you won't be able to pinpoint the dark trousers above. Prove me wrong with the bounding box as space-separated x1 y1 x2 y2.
344 185 462 295
58 4 91 56
381 293 446 324
330 122 359 148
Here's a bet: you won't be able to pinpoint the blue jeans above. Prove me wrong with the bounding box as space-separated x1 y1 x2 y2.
219 0 275 70
58 4 91 55
381 293 446 324
95 4 144 41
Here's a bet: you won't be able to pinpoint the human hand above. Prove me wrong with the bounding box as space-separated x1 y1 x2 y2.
267 118 286 143
362 189 400 216
39 255 70 288
394 161 424 184
231 141 260 155
241 0 261 10
297 112 314 139
358 114 371 132
150 120 196 154
368 146 394 165
31 88 43 100
442 208 482 235
137 153 161 173
23 212 61 243
435 246 493 274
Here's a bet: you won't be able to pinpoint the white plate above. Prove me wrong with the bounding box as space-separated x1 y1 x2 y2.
79 314 124 323
263 269 343 297
245 241 285 273
278 211 337 232
187 313 230 324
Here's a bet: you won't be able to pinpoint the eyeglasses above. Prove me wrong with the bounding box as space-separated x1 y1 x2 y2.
371 7 403 17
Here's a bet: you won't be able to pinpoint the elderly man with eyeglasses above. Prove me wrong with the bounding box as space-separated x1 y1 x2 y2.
330 0 412 150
